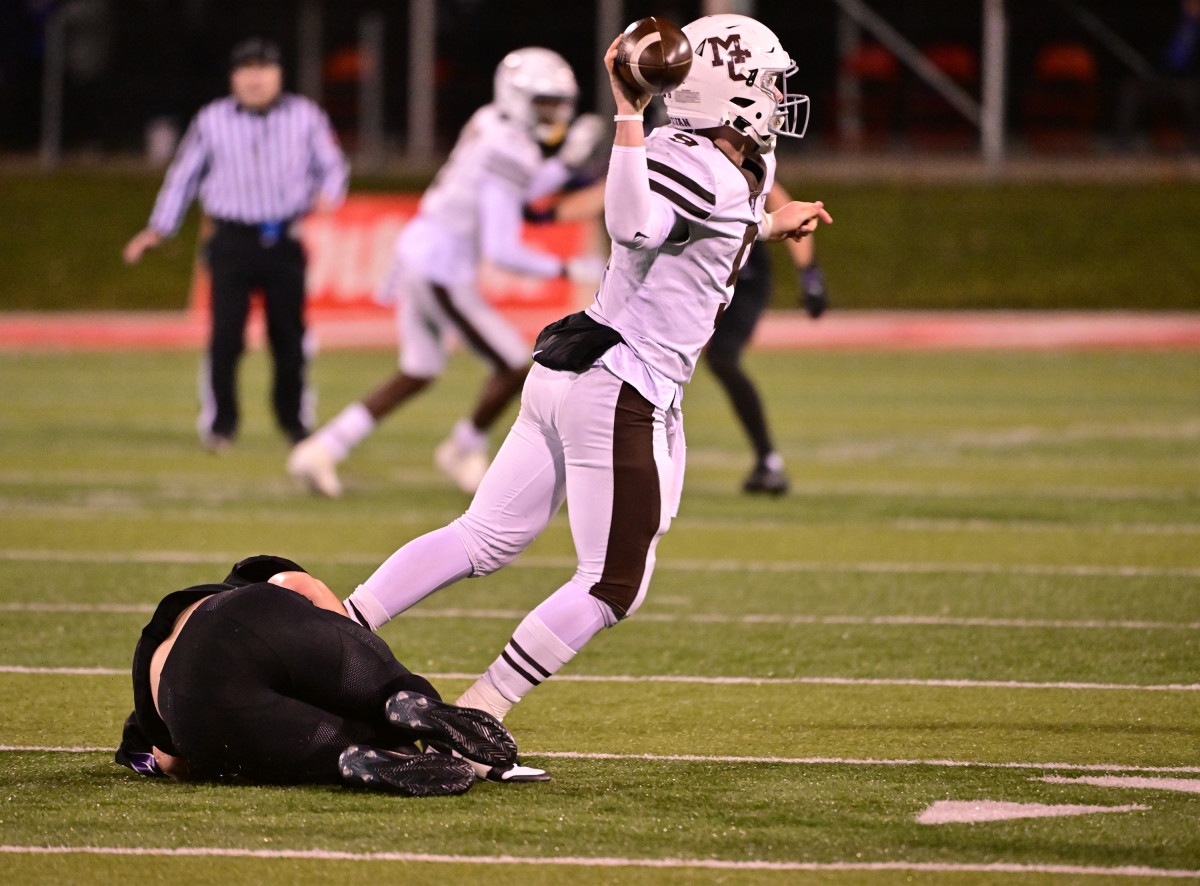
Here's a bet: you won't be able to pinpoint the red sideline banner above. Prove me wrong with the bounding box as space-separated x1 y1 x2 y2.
189 193 590 322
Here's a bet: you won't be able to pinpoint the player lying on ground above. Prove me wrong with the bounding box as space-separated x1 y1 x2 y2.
334 14 831 781
115 555 544 796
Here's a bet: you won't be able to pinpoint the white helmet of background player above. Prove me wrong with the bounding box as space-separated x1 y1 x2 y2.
494 47 578 146
664 14 809 151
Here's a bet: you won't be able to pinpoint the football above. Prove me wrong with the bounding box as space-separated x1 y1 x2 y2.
614 17 693 95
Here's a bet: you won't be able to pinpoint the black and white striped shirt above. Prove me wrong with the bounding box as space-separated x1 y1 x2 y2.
148 93 349 235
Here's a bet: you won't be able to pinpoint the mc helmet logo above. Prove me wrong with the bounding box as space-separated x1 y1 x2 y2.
702 33 752 82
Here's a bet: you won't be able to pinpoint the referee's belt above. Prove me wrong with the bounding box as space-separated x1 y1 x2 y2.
212 217 299 244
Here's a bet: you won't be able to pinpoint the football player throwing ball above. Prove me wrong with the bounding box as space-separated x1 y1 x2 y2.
339 14 832 780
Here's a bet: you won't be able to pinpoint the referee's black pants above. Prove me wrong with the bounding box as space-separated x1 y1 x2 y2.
205 224 310 443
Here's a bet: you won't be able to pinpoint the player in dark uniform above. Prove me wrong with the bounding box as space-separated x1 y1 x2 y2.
706 182 829 495
115 555 529 795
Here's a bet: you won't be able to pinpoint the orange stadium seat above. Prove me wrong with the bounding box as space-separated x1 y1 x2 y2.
834 43 901 149
1023 42 1100 153
905 43 980 150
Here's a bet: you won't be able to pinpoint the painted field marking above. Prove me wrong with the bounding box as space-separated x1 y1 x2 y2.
917 800 1150 825
4 548 1200 579
892 518 1200 536
3 602 1196 632
8 497 1200 538
5 467 1196 507
1038 776 1200 794
5 745 1200 775
530 752 1200 774
3 665 1197 691
0 845 1196 878
0 666 122 675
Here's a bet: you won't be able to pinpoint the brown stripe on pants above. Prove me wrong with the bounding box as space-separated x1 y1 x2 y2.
431 283 509 370
588 382 661 618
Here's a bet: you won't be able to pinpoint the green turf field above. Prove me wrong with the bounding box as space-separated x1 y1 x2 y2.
1 345 1198 883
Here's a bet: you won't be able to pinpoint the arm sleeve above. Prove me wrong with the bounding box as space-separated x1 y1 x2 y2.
478 176 565 278
604 145 676 250
147 115 210 237
309 107 350 208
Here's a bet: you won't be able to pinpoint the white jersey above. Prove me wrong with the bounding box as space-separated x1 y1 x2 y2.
588 126 775 406
395 104 566 288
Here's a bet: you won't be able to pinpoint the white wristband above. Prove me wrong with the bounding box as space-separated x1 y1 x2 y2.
757 211 774 241
613 114 644 122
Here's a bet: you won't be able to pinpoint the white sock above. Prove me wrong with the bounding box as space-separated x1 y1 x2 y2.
483 613 579 705
344 525 473 629
316 402 375 462
763 451 786 472
452 418 488 453
455 678 514 721
342 587 389 631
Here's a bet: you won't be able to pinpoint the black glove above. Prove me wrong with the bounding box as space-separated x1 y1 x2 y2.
799 263 829 319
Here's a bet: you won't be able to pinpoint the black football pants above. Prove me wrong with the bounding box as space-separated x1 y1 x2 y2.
156 583 440 783
205 224 309 442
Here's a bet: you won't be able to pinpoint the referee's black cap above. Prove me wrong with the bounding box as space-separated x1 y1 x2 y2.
230 37 282 70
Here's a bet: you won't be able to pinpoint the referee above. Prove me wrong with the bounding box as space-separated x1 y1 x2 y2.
124 37 349 452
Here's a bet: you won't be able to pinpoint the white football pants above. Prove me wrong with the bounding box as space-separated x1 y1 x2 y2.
350 362 684 700
455 362 682 619
395 272 529 378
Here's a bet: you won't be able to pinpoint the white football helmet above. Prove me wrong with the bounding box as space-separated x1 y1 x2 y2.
493 47 578 146
664 15 809 152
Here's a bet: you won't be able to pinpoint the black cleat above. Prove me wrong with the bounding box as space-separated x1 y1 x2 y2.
385 691 519 768
742 463 790 496
338 745 475 796
800 265 829 319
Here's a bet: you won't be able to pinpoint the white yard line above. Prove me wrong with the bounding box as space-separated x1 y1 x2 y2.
891 518 1200 536
5 745 1199 775
2 602 1196 631
0 845 1195 878
6 463 1197 502
2 665 1197 691
3 548 1200 578
1038 776 1200 793
8 496 1200 536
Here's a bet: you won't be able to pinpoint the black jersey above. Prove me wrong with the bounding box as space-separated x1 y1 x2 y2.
115 555 305 775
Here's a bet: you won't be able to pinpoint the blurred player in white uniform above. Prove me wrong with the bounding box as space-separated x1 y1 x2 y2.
339 15 831 779
288 48 601 497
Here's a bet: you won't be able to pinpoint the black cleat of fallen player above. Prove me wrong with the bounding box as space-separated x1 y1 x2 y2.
385 691 519 768
339 745 476 796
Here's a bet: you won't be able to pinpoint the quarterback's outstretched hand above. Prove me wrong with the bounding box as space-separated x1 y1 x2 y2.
763 201 832 242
